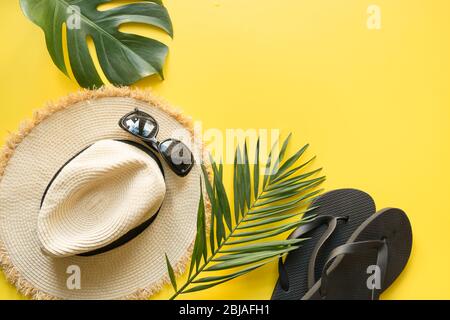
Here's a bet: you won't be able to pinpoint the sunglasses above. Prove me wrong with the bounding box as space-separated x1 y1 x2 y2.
119 109 194 177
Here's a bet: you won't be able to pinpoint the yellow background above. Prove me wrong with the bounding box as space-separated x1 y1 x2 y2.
1 0 449 299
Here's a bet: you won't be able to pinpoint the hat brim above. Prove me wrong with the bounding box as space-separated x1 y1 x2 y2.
0 87 210 300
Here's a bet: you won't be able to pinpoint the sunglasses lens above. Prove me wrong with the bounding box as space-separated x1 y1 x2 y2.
123 114 157 139
159 139 194 176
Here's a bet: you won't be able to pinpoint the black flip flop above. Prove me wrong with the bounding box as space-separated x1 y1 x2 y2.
302 208 412 300
271 189 376 300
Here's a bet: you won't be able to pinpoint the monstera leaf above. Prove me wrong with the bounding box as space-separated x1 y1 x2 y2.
20 0 173 88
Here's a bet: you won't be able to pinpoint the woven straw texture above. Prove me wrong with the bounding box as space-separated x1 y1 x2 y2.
0 87 209 300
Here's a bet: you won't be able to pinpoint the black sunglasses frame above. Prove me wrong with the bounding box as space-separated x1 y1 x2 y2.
119 109 194 177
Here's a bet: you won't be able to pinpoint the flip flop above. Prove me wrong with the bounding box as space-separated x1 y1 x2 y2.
302 207 412 300
271 189 376 300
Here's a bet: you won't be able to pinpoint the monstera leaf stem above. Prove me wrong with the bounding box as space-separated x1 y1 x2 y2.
166 135 325 299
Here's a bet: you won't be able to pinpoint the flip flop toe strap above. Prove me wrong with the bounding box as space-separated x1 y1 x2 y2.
319 239 388 299
307 215 349 288
278 215 346 291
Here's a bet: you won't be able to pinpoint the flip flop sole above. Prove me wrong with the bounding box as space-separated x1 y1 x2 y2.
271 189 376 300
303 208 412 300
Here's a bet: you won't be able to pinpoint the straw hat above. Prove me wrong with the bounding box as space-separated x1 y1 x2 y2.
0 87 209 300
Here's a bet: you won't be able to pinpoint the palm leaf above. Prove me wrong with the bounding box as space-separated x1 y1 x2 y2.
243 142 252 209
206 246 300 271
166 135 324 299
165 254 177 292
266 168 323 191
233 148 240 221
188 180 207 277
271 156 316 184
244 204 318 223
273 144 310 180
253 137 260 197
20 0 172 88
230 218 315 238
263 139 278 187
226 224 311 245
192 262 266 284
270 133 292 178
220 239 306 253
211 159 232 232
